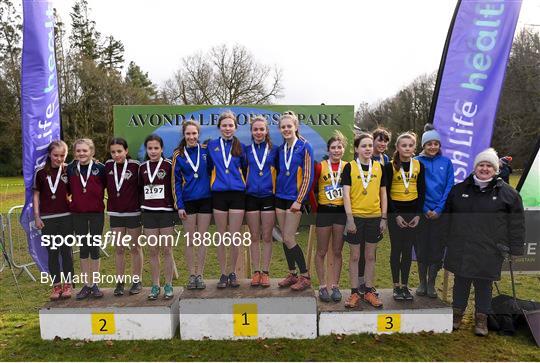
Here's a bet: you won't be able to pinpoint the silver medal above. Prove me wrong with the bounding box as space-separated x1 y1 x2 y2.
259 171 264 176
51 194 56 200
194 173 199 178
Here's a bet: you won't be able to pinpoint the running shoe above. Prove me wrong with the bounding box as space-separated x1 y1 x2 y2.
228 272 240 288
290 275 311 291
345 292 362 309
50 284 62 301
187 275 197 290
364 290 383 308
278 273 298 288
331 287 342 302
61 284 72 299
129 282 142 295
217 274 228 289
114 282 125 296
393 286 404 301
318 287 331 302
260 272 270 288
163 283 174 299
250 271 261 287
90 284 104 298
76 285 92 300
401 286 413 300
195 275 206 289
148 285 160 300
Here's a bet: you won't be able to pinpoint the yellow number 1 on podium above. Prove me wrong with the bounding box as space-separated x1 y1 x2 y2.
233 304 258 337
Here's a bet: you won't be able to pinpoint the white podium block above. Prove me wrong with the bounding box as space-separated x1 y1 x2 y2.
318 289 453 335
39 288 180 340
179 279 317 340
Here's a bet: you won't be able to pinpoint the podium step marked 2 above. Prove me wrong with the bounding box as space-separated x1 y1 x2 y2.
318 289 453 335
39 288 180 340
179 279 317 340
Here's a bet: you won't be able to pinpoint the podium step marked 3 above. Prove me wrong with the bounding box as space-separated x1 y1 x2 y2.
39 288 180 340
318 289 453 335
179 279 318 340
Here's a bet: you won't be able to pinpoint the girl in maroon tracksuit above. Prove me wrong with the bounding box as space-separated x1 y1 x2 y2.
68 138 106 300
106 137 143 296
33 140 74 300
140 134 176 300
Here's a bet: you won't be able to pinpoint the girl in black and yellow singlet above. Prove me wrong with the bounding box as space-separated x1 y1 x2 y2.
312 131 347 303
342 133 387 309
385 132 425 301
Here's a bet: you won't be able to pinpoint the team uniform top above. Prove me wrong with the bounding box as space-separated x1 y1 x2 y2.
275 137 314 204
245 141 278 198
342 160 386 218
172 144 212 210
415 153 454 215
207 138 247 192
373 153 390 166
385 159 425 214
66 160 106 213
313 160 345 206
139 158 174 212
105 159 141 216
32 165 70 219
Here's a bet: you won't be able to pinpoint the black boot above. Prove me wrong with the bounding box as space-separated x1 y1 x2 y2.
427 264 439 298
416 263 427 296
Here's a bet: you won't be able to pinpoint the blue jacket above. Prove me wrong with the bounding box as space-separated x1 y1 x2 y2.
415 153 454 214
172 144 212 210
207 138 247 192
246 141 278 198
275 137 314 203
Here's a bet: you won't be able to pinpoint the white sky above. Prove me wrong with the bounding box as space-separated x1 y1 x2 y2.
50 0 540 107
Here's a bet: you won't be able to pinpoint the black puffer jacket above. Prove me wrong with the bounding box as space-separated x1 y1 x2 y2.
443 174 525 281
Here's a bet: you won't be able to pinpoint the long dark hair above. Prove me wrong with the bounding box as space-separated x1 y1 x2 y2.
218 110 243 157
109 137 131 160
144 134 164 161
392 131 417 170
250 115 273 149
44 140 68 175
175 121 200 157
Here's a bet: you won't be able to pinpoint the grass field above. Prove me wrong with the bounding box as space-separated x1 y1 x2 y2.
1 175 539 361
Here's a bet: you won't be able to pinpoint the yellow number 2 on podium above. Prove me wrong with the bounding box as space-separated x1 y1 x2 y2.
377 314 401 332
233 304 258 337
91 312 116 335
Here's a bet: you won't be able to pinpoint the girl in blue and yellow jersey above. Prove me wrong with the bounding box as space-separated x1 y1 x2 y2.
414 124 454 298
385 131 425 301
342 133 387 309
207 110 247 289
245 115 278 288
312 131 348 303
275 111 314 291
172 121 212 291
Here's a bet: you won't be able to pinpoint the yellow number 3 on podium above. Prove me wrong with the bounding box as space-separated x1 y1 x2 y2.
377 314 401 332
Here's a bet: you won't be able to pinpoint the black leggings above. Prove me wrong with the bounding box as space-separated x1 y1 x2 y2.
73 213 104 260
388 213 419 285
42 215 74 284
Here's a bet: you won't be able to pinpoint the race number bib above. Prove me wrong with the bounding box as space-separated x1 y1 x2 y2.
144 184 165 200
324 185 343 201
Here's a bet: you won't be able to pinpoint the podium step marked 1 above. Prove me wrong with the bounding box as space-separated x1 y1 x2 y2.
39 288 180 340
179 279 317 340
318 289 453 335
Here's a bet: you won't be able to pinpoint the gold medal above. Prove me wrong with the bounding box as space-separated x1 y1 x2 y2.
362 189 367 195
404 188 410 194
259 171 263 176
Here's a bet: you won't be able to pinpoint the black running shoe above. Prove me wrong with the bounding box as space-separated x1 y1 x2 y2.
90 284 104 298
401 286 413 300
114 282 125 296
76 285 92 300
129 282 142 295
217 274 228 289
393 286 404 301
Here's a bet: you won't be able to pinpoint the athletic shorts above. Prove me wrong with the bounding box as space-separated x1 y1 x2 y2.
141 210 176 229
345 217 382 245
245 195 275 212
109 214 141 229
316 204 346 227
212 191 246 211
184 198 212 215
275 197 310 213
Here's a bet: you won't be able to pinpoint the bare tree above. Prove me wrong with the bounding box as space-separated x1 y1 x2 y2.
163 44 283 105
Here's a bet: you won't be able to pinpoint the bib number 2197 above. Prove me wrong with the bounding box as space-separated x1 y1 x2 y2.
144 184 164 200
